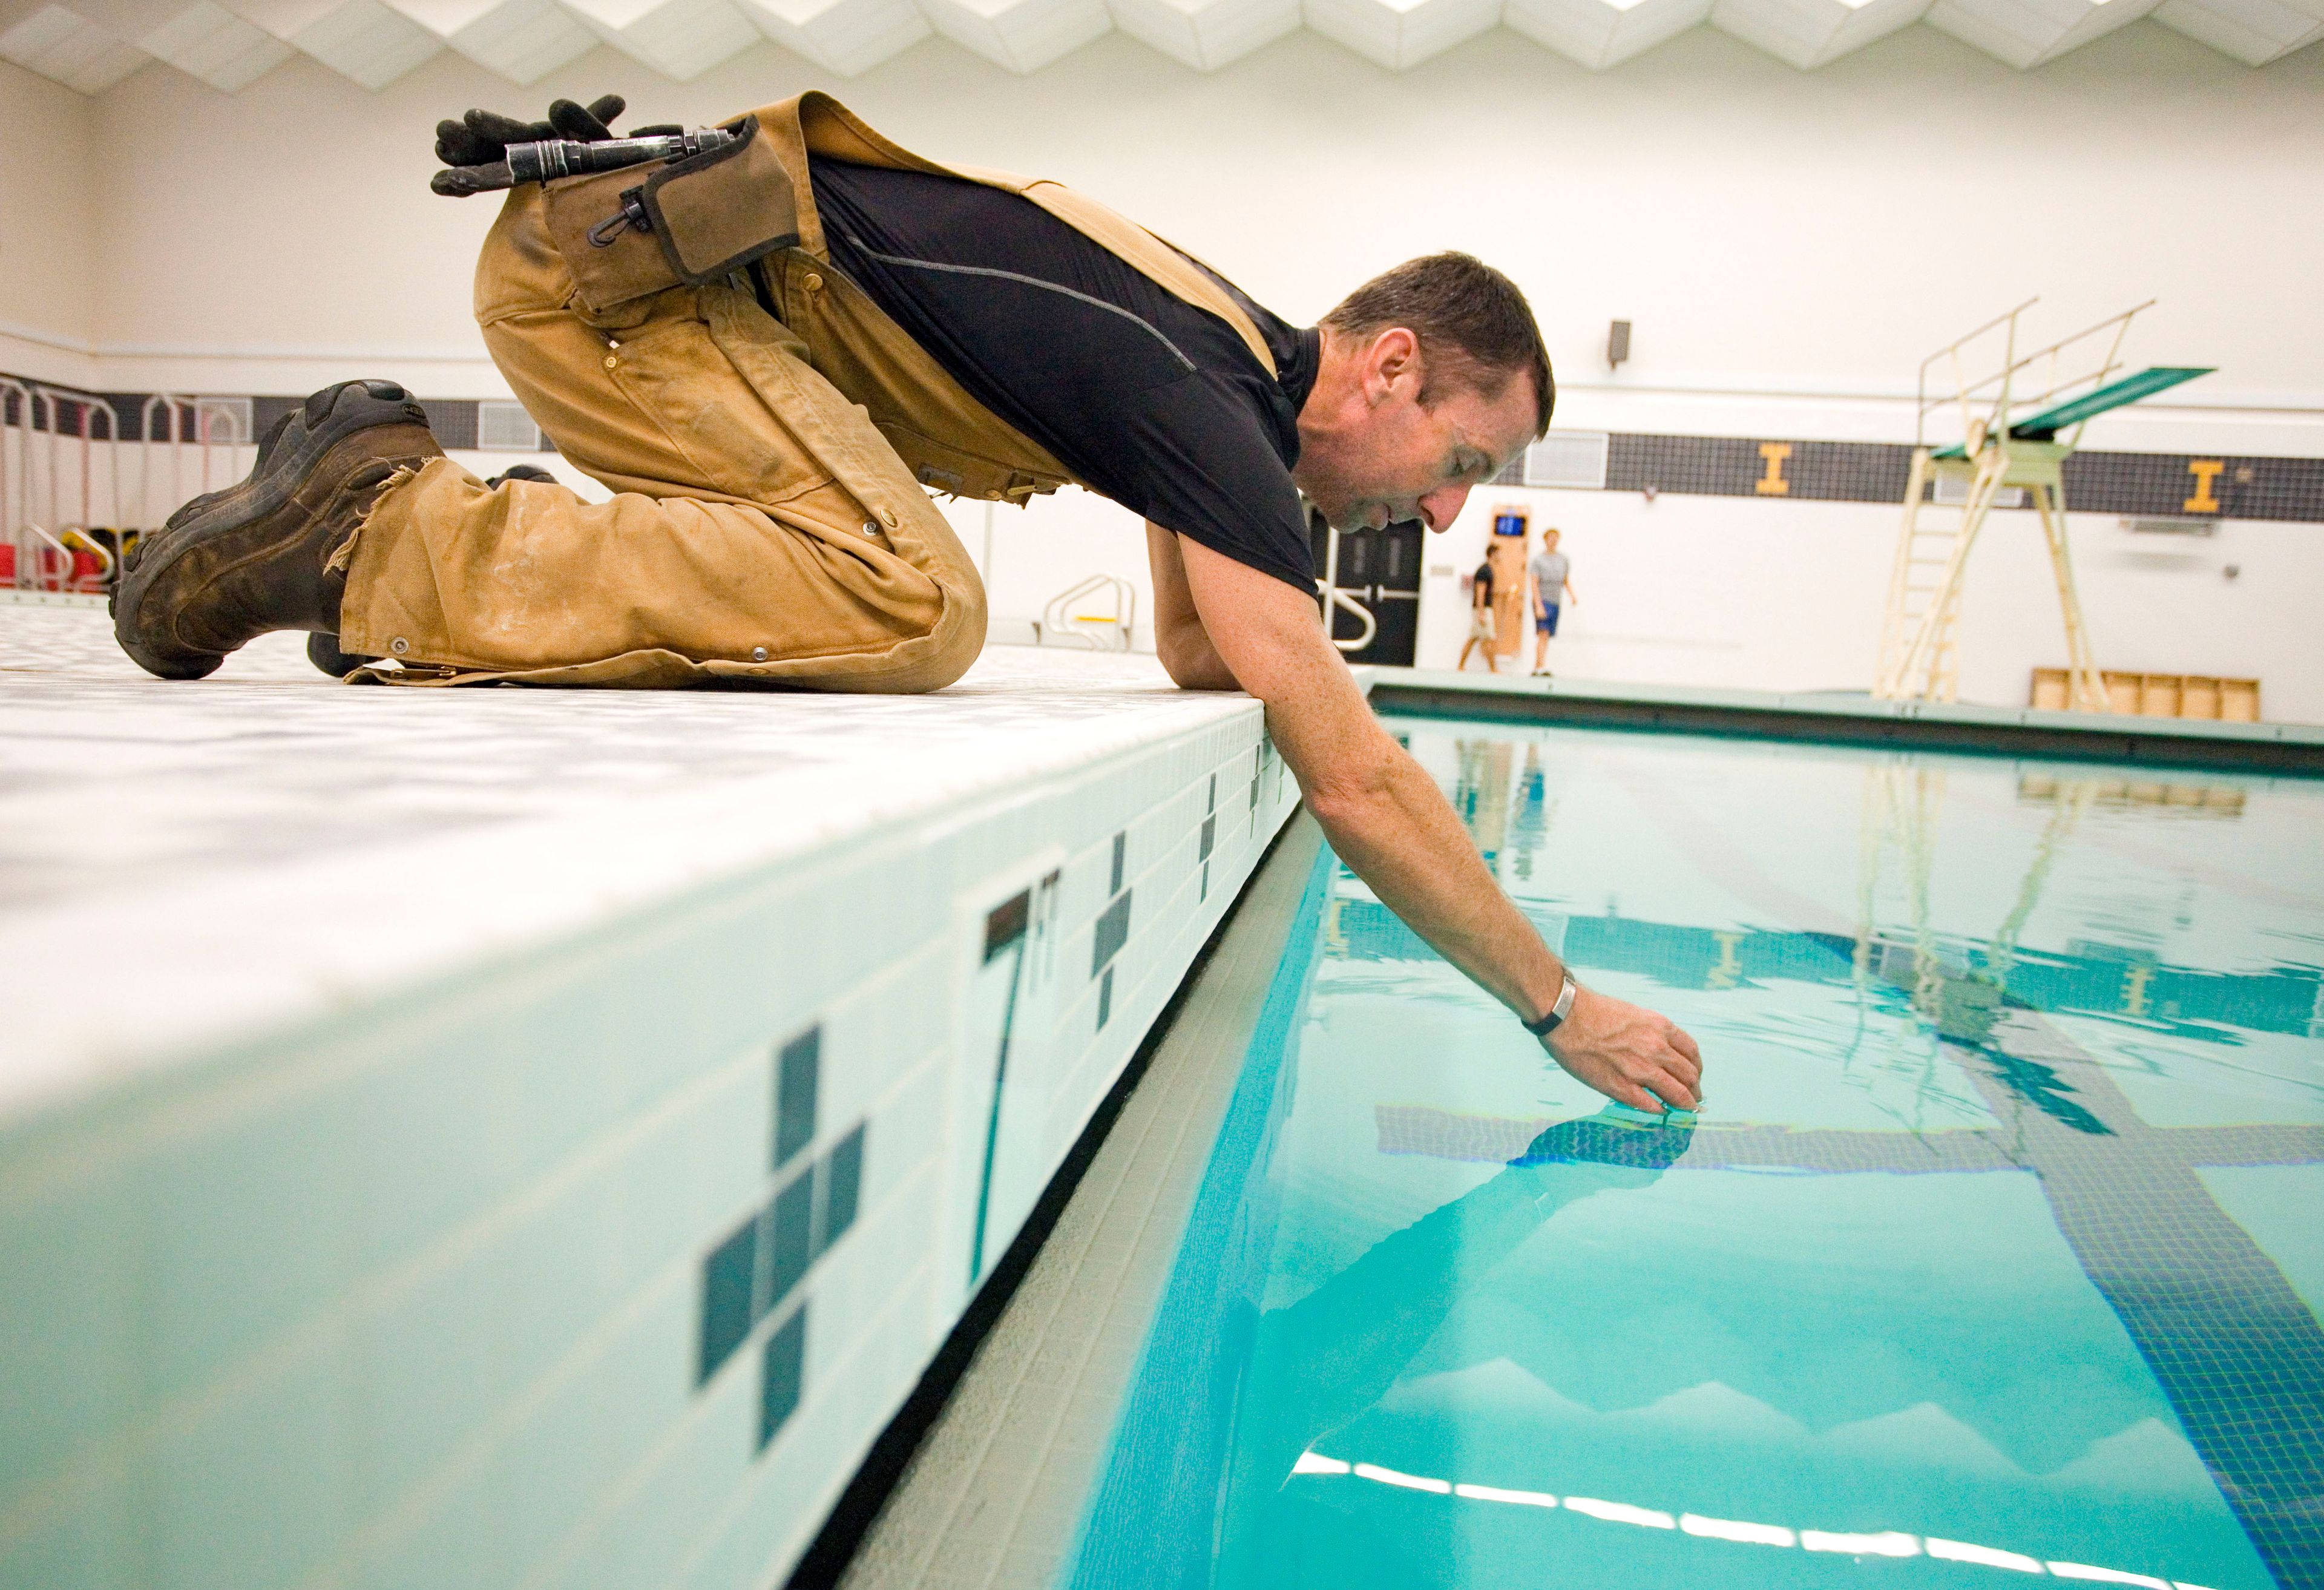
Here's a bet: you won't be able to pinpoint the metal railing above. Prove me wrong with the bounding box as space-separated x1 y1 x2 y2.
1313 519 1377 654
3 381 126 594
1039 574 1137 652
2 386 254 596
1913 298 2152 456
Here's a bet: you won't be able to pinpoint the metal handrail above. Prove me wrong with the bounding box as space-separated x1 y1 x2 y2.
1913 300 2154 452
5 381 126 592
1039 573 1136 652
1320 581 1376 654
1312 516 1379 653
142 394 244 530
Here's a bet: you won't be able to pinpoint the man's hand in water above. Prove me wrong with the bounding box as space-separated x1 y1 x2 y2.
1544 986 1702 1114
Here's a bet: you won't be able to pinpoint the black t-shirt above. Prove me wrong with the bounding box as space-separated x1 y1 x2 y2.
807 160 1321 592
1474 561 1494 604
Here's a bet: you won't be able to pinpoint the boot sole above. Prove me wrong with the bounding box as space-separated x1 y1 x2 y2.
114 381 432 680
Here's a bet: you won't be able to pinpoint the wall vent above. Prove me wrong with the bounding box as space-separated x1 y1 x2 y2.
477 399 542 452
2122 516 2217 537
1521 430 1609 490
1933 475 2026 510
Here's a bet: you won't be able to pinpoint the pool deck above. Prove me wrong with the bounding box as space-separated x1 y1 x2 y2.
1371 667 2324 775
0 606 1272 1128
0 602 1311 1590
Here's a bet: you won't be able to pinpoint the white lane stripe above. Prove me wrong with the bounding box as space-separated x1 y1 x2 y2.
2049 1565 2170 1588
1352 1462 1451 1494
1564 1496 1676 1529
1454 1483 1558 1508
1681 1514 1795 1547
1801 1530 1922 1557
1927 1537 2044 1572
1286 1457 2196 1588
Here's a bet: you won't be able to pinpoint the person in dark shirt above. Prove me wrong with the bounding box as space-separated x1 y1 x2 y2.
811 160 1320 594
1458 557 1499 673
119 93 1703 1120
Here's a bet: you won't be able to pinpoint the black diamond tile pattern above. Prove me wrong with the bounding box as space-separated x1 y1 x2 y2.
696 1024 871 1405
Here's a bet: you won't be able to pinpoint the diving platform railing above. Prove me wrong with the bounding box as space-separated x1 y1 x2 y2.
1877 301 2211 712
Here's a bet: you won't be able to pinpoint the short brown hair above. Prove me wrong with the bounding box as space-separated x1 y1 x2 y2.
1321 252 1555 437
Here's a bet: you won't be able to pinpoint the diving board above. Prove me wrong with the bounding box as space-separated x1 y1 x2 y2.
1931 364 2214 456
1876 301 2209 711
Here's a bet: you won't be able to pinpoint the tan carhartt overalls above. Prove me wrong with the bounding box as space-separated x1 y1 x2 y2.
336 91 1277 691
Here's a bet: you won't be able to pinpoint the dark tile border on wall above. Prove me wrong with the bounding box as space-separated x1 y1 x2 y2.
1491 433 2324 524
5 367 2314 523
0 374 538 455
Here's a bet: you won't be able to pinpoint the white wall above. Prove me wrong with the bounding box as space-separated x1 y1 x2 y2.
0 61 102 388
5 19 2319 710
1414 488 2324 722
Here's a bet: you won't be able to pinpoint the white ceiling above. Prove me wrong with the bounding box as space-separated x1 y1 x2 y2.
0 0 2313 99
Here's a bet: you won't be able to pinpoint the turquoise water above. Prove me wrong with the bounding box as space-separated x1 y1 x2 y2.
1069 721 2324 1590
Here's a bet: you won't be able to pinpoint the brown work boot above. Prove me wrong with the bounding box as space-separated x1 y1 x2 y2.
113 379 441 680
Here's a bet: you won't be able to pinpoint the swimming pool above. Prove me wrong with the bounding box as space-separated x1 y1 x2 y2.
1064 718 2324 1590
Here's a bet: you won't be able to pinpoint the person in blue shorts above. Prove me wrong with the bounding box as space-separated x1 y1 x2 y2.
1528 527 1578 675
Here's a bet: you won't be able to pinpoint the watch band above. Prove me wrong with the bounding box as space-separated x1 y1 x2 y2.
1523 973 1578 1037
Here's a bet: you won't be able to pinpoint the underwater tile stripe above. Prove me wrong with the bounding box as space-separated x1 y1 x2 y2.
1374 1107 2324 1174
1947 1036 2324 1590
1372 1108 2023 1172
1288 1453 2227 1588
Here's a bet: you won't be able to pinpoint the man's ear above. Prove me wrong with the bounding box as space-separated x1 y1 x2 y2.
1367 327 1420 404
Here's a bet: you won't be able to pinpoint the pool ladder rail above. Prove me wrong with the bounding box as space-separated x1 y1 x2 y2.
2 381 249 599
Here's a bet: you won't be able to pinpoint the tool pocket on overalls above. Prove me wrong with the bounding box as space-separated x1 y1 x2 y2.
545 165 680 314
637 117 801 287
543 117 800 314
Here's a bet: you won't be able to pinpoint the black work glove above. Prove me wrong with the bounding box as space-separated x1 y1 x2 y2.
431 96 684 195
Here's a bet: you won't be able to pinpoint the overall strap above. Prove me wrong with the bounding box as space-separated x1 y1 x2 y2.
748 91 1279 379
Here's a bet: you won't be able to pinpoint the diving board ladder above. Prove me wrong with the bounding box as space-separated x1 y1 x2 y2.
1874 300 2211 709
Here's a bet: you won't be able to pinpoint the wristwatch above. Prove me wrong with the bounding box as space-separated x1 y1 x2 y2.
1523 973 1578 1038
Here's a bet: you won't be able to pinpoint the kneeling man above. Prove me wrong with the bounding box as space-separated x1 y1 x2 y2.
112 93 1702 1115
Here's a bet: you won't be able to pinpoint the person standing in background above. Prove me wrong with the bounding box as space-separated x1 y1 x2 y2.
1458 556 1499 672
1529 527 1578 676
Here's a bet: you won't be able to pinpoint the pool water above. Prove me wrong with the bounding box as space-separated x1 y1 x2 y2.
1066 720 2324 1590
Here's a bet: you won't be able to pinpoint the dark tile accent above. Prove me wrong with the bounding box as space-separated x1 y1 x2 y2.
1092 891 1132 976
1199 815 1215 864
766 1169 814 1316
775 1026 819 1172
7 362 2316 525
758 1304 807 1451
1110 830 1126 896
1492 430 2324 524
816 1124 865 1257
1098 965 1114 1030
986 889 1031 962
698 1213 758 1384
416 399 479 451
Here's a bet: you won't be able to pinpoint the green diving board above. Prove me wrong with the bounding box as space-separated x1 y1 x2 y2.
1932 366 2214 456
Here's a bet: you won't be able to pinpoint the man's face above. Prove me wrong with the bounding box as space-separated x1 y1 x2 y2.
1294 330 1539 535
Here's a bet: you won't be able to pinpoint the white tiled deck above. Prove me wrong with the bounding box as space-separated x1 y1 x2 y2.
0 605 1263 1120
0 601 1302 1590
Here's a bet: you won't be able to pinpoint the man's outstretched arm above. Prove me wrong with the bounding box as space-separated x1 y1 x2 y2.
1167 532 1702 1114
